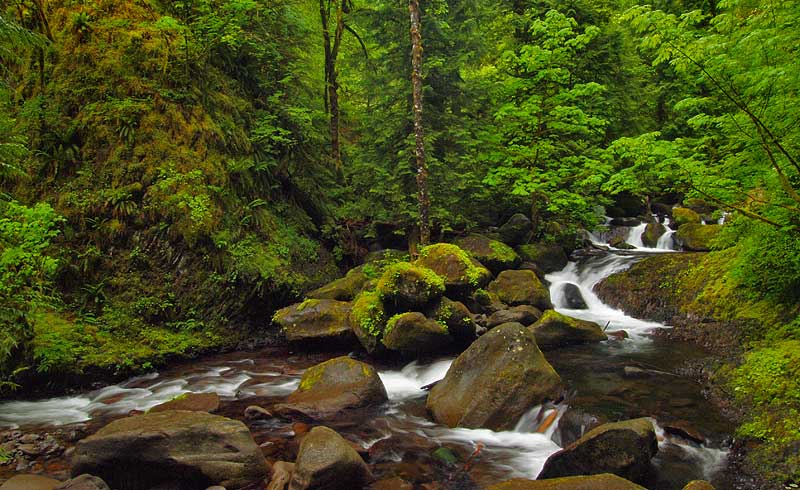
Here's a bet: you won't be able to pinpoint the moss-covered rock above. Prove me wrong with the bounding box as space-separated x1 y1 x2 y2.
486 305 542 328
273 299 357 346
275 357 388 418
382 312 452 357
516 243 569 274
642 222 667 248
424 297 477 340
469 288 508 314
531 310 606 349
148 392 220 414
414 243 491 296
426 322 562 431
671 207 701 228
499 213 533 245
376 262 445 310
306 269 368 301
675 223 721 251
486 474 645 490
454 235 521 274
608 236 635 250
488 270 553 310
289 426 373 490
538 418 658 483
682 481 716 490
348 290 387 353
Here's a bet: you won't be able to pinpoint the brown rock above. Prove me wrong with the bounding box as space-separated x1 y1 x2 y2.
0 475 60 490
530 310 606 349
244 405 273 421
267 462 295 490
486 305 542 328
488 270 552 310
55 474 110 490
149 392 220 414
273 299 357 346
487 474 645 490
682 481 716 490
289 426 372 490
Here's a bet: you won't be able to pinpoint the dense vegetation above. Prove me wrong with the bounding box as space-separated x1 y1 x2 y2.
1 0 798 484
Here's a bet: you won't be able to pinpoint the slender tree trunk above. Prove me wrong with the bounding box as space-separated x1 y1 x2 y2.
319 0 332 114
319 0 344 169
409 0 430 246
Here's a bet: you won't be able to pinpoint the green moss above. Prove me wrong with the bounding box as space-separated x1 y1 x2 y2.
376 261 445 300
385 313 405 336
351 290 386 338
488 240 518 263
296 298 320 312
418 243 487 287
672 207 701 226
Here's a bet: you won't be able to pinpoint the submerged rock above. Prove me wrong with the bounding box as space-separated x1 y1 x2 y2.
382 312 452 357
289 426 372 490
377 262 445 310
273 299 357 346
414 243 491 296
149 392 219 414
455 235 521 274
306 269 368 301
538 418 658 483
488 474 645 490
71 411 269 490
275 356 388 418
515 243 569 274
531 310 606 349
488 270 553 311
426 322 562 431
486 305 542 328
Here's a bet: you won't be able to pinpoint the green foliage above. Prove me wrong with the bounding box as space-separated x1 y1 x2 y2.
351 290 386 338
376 262 445 300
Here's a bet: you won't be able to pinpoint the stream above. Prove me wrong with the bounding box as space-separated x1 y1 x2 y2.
0 222 736 489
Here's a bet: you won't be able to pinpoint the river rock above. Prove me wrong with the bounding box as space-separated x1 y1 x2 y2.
244 405 272 420
377 262 445 310
273 299 357 345
382 312 452 357
499 214 533 245
149 392 220 413
267 462 294 490
371 477 414 490
538 418 658 483
275 357 388 419
675 224 721 251
454 235 521 274
488 270 552 310
561 284 587 309
488 474 645 490
663 420 705 444
608 236 635 250
307 269 368 301
70 411 269 490
515 243 569 274
55 475 110 490
289 426 372 490
682 481 716 490
349 290 387 354
552 409 604 447
424 297 477 340
486 305 542 328
671 207 701 228
414 243 491 296
642 222 667 248
426 322 562 431
0 475 60 490
531 310 606 349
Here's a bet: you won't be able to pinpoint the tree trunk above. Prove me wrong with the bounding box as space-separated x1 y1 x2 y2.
409 0 430 247
319 0 344 169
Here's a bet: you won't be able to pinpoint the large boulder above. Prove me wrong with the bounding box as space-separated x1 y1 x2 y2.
671 207 701 228
454 235 521 275
426 322 562 431
273 299 357 346
560 284 588 310
538 418 658 483
55 475 110 490
675 224 721 251
683 482 716 490
306 269 368 301
382 312 452 357
289 426 372 490
487 474 645 490
488 270 553 311
414 244 491 296
275 357 388 418
499 213 534 245
425 297 477 340
70 411 269 490
149 392 220 414
0 475 60 490
349 290 387 354
516 244 569 274
376 262 445 310
642 222 666 248
486 305 542 328
531 311 606 349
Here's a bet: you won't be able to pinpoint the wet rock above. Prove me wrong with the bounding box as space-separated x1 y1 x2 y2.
454 235 521 275
425 297 477 340
515 243 569 274
538 418 658 483
149 392 220 414
663 420 705 444
561 284 587 309
273 299 357 346
71 411 269 490
289 426 372 490
414 244 491 296
382 312 452 357
675 224 721 251
669 398 695 408
307 269 368 301
0 475 60 490
426 322 562 431
55 474 110 490
608 236 635 250
488 474 646 490
531 310 606 349
267 461 294 490
275 356 388 419
682 481 716 490
244 405 273 421
371 477 414 490
468 289 507 315
19 434 40 444
488 270 553 311
606 330 629 341
487 305 542 328
552 409 604 447
377 262 445 311
349 290 388 354
642 222 667 248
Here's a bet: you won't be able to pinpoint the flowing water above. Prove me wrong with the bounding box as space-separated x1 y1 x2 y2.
0 223 736 489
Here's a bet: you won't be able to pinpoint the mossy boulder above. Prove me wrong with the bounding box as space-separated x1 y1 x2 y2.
425 297 477 340
454 235 521 274
376 262 445 310
469 288 508 314
487 474 645 490
55 474 110 490
71 411 269 490
426 322 562 431
538 418 658 483
488 270 553 311
289 426 373 490
349 290 387 354
275 356 388 418
382 312 452 357
642 222 667 248
364 249 409 264
414 243 491 296
516 243 569 274
148 392 220 414
273 299 357 346
675 224 721 251
671 207 701 228
486 305 542 328
531 310 606 349
608 236 635 250
499 213 534 245
306 269 368 301
682 481 716 490
684 198 716 215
